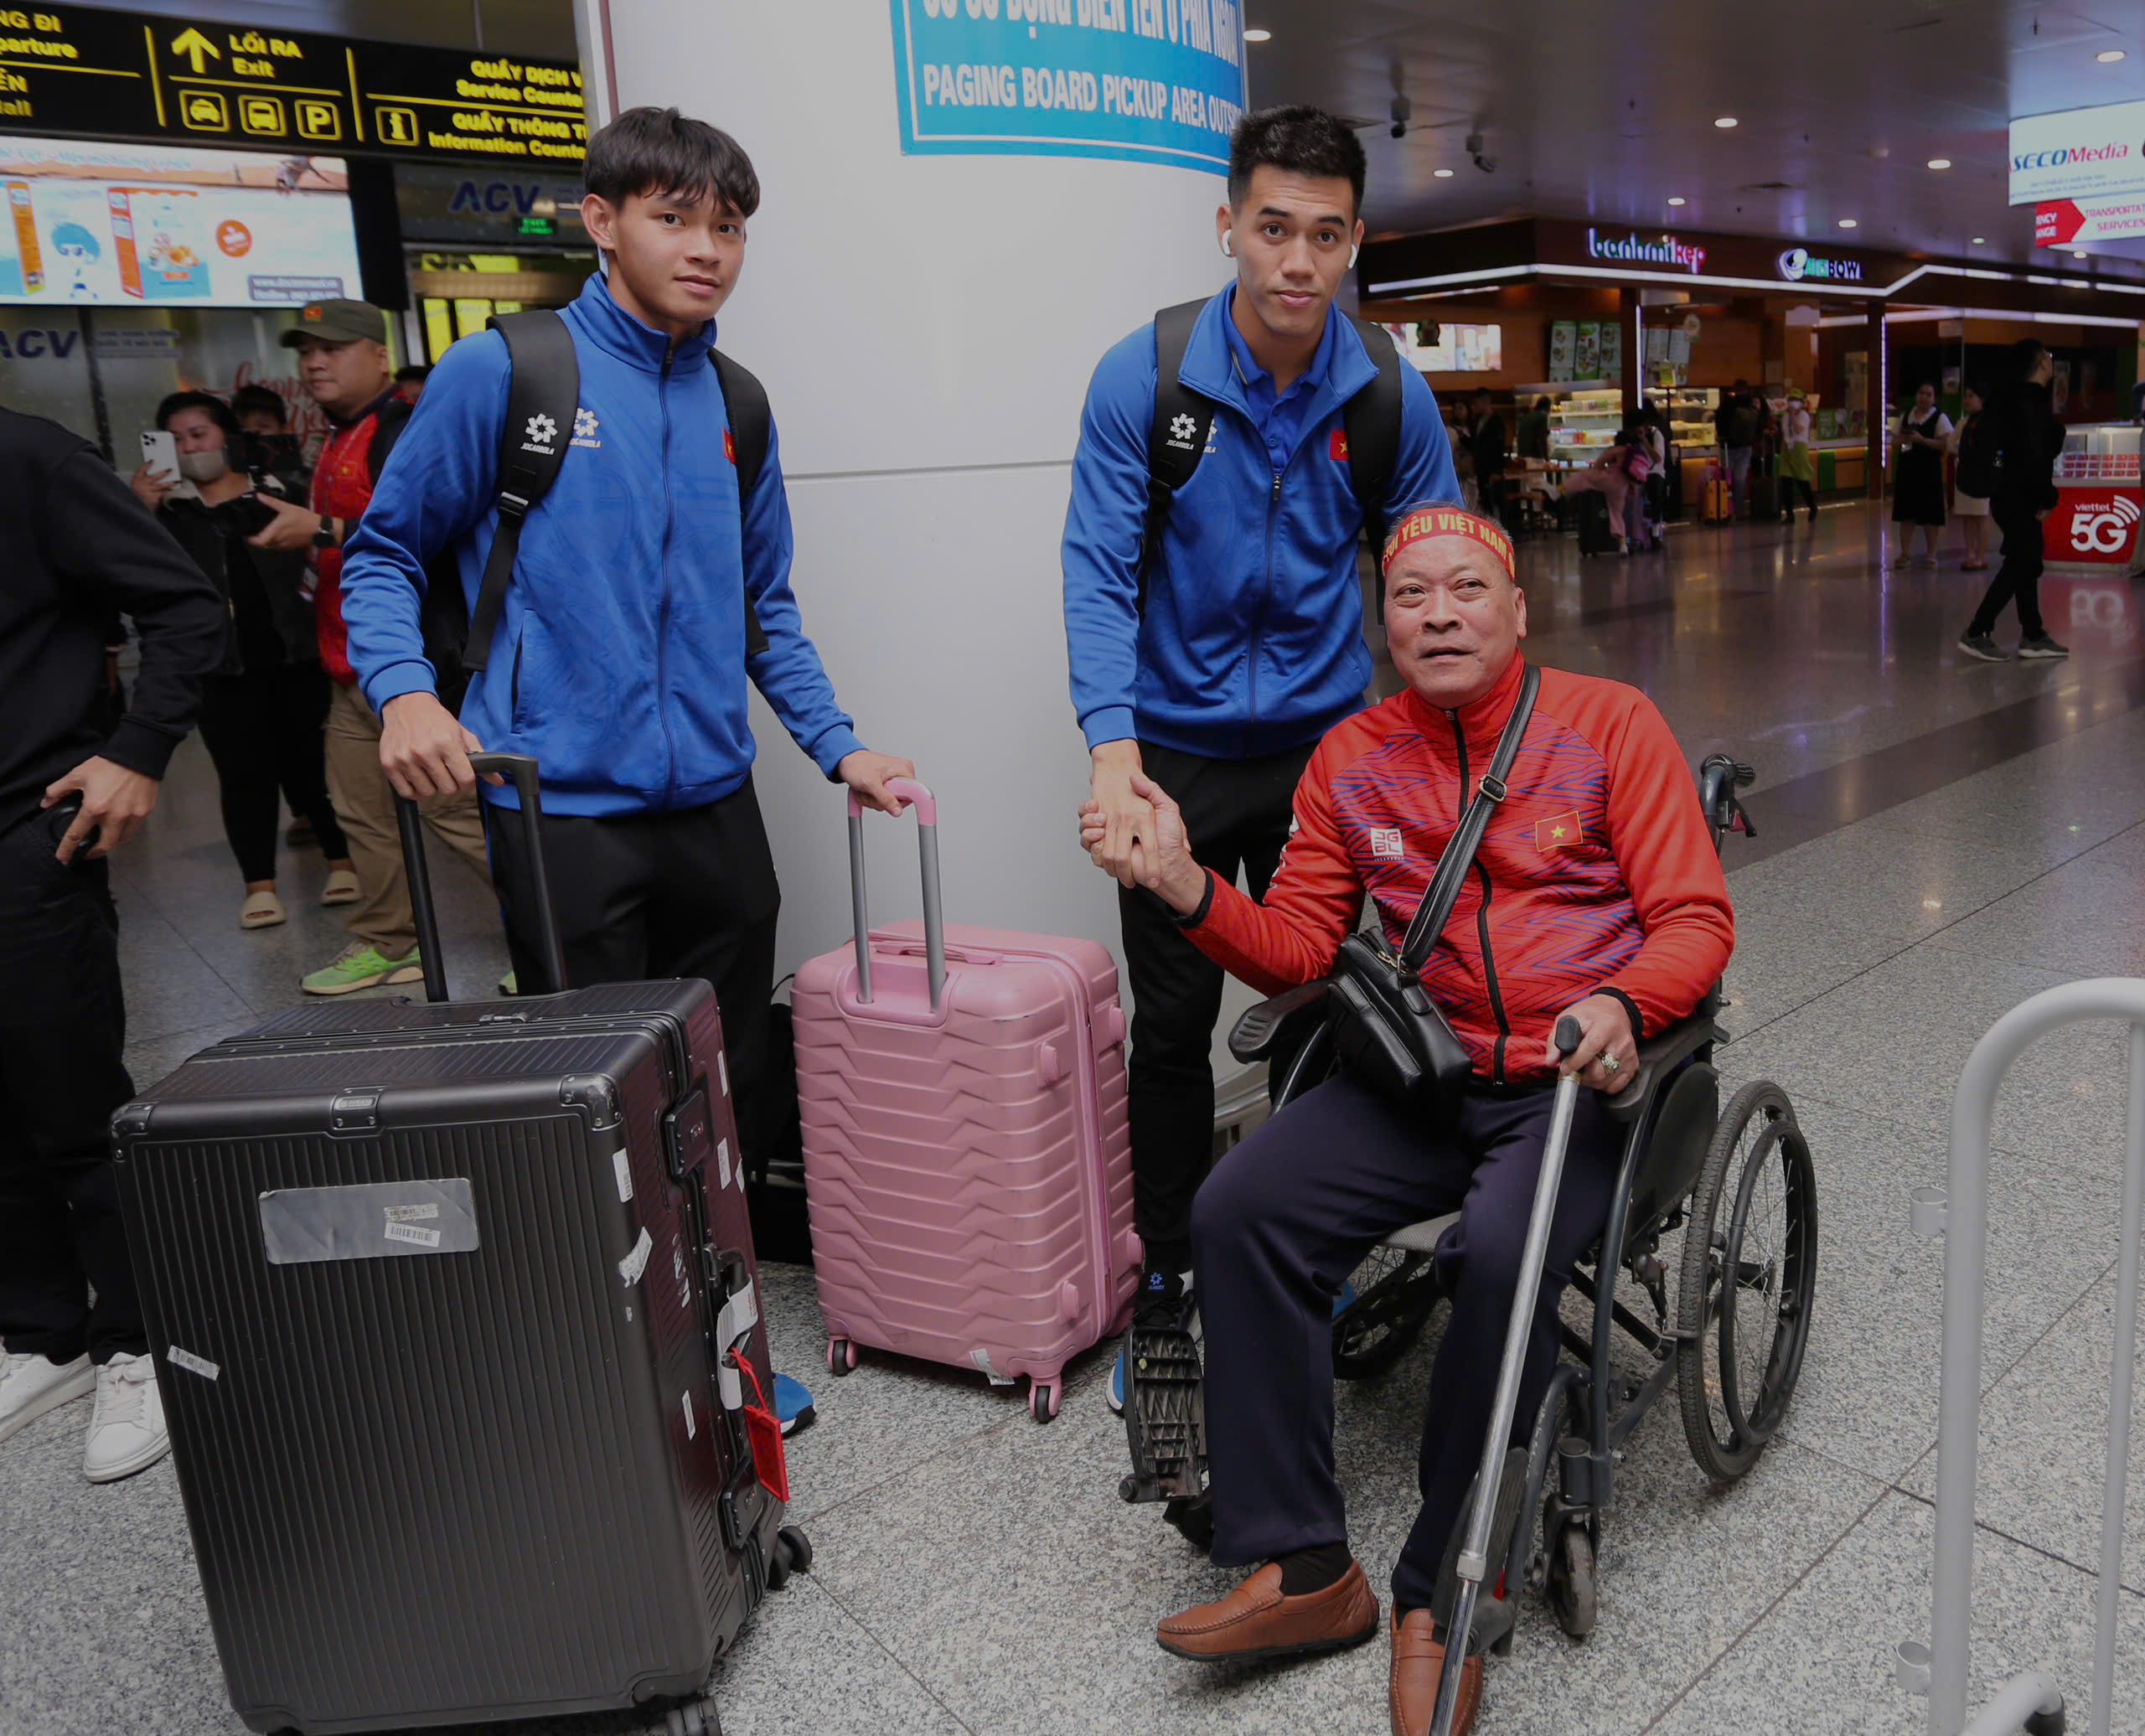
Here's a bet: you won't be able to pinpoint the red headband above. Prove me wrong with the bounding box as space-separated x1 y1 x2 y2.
1381 507 1515 581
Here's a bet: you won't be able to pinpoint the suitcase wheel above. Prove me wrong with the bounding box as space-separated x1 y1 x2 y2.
1028 1377 1060 1424
768 1523 814 1590
826 1336 857 1377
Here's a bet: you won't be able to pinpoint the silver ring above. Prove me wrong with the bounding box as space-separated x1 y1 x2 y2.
1600 1052 1621 1073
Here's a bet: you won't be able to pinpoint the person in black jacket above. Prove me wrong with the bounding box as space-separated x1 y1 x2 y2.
1961 340 2069 661
1469 386 1512 531
130 391 357 929
0 406 227 1483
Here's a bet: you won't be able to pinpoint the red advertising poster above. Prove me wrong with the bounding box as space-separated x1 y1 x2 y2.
2046 488 2143 565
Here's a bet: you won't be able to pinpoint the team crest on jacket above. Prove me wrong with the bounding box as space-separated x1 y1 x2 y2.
1534 811 1584 851
1370 826 1403 859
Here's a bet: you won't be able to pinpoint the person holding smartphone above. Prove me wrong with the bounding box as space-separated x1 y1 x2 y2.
131 391 357 929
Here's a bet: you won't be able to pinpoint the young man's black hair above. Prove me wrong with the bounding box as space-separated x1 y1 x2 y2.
230 385 287 427
394 364 431 385
584 104 761 218
1226 104 1367 213
2008 336 2049 381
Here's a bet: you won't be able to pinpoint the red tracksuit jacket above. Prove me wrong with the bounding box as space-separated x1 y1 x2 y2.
1183 654 1734 1087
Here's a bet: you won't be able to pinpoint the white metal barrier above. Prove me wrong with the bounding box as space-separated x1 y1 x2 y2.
1895 978 2145 1736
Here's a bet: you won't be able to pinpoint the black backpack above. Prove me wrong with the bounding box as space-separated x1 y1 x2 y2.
1138 298 1406 612
454 309 774 683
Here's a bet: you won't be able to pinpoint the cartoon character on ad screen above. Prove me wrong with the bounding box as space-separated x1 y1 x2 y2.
52 222 102 299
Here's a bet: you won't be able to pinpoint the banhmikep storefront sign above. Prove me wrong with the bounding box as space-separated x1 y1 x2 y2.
889 0 1247 173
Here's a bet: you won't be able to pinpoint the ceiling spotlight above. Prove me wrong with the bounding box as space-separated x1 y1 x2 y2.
1667 196 1688 206
1713 116 1739 129
1837 218 1858 229
1243 27 1271 41
2075 249 2090 258
1927 158 1951 169
1972 235 1985 244
1433 167 1454 178
2096 49 2126 62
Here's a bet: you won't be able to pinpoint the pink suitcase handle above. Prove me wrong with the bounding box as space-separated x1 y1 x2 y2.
846 777 946 1011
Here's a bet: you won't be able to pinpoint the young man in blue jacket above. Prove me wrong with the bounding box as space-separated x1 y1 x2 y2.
339 109 912 1279
1062 106 1456 1411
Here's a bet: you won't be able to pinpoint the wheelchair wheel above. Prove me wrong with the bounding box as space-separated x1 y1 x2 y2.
1676 1080 1817 1483
1543 1522 1597 1640
1331 1244 1440 1380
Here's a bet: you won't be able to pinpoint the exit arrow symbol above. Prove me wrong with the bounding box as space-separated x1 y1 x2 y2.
170 28 220 75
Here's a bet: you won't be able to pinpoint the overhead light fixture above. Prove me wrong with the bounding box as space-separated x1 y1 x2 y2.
1837 218 1858 229
2097 49 2126 63
1927 158 1951 170
1433 167 1454 178
1667 196 1688 206
2075 249 2090 258
1243 26 1271 41
1972 235 1985 244
1713 116 1739 129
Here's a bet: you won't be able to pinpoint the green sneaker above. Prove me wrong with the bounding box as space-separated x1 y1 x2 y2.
302 941 424 996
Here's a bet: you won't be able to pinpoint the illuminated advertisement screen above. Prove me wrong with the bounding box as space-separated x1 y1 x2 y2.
0 137 359 307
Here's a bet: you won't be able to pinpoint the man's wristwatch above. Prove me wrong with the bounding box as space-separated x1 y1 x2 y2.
310 516 338 550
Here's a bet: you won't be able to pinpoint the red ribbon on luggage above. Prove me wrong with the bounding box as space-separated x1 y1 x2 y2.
726 1350 789 1504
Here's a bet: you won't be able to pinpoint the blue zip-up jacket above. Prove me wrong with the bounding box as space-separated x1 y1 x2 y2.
341 273 865 816
1062 288 1455 760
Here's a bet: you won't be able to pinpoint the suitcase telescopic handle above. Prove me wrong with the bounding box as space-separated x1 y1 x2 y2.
394 751 568 1003
845 777 944 1011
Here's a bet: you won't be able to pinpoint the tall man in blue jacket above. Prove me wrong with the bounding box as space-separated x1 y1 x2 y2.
339 107 912 1176
1062 106 1456 1409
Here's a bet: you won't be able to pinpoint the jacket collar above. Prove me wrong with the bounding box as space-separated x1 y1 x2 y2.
1403 651 1529 757
327 387 401 433
566 270 715 375
1176 285 1377 451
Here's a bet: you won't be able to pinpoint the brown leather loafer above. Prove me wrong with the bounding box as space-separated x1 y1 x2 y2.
1390 1606 1483 1736
1156 1559 1379 1664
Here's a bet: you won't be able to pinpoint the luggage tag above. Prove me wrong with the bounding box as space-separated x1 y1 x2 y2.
726 1349 789 1504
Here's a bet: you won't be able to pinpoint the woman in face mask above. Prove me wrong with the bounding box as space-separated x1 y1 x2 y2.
129 391 357 931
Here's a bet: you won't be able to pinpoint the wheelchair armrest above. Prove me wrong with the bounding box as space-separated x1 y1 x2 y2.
1599 1004 1721 1123
1228 981 1331 1064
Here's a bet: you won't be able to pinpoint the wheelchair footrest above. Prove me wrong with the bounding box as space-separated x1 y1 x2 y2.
1118 1324 1207 1506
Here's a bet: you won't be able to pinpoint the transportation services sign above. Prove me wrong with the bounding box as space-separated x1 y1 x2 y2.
2008 100 2145 206
888 0 1247 174
0 4 584 163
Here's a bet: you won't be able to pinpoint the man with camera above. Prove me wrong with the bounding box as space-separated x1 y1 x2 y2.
1081 504 1731 1733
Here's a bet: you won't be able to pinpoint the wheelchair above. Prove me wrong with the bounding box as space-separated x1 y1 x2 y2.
1120 755 1817 1653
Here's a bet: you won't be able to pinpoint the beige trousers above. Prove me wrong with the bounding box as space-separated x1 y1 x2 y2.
323 679 491 960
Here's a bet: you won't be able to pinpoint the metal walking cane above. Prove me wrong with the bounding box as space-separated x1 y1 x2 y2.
1431 1015 1587 1736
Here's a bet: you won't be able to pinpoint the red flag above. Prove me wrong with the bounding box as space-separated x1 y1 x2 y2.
1534 811 1584 851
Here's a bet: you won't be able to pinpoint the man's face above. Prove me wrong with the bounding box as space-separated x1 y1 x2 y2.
582 187 743 337
1385 537 1527 711
295 335 391 418
1216 165 1361 349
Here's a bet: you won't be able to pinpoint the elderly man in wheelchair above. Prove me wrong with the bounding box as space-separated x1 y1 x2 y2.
1082 502 1771 1736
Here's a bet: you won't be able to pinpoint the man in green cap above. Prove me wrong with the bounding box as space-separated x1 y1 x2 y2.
261 298 493 995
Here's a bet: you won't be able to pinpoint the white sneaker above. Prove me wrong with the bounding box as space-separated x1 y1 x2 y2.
0 1350 96 1443
83 1352 169 1483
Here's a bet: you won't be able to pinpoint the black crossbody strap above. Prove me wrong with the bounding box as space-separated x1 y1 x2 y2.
1140 298 1216 619
1397 663 1540 973
466 311 578 674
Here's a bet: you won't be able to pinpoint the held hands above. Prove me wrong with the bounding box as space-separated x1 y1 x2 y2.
246 492 322 550
837 750 917 816
1078 770 1205 913
380 691 499 800
1548 993 1638 1096
42 757 160 863
1086 741 1157 889
128 462 175 513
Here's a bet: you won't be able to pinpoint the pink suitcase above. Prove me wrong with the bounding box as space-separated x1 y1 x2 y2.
792 779 1140 1422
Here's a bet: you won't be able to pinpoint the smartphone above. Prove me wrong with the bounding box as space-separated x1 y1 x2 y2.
140 428 177 480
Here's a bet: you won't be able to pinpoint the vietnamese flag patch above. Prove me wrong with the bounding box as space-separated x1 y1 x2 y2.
724 427 737 463
1330 426 1349 462
1534 811 1584 851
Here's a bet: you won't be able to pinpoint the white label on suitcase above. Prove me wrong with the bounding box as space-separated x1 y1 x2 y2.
969 1348 1014 1387
612 1148 633 1202
682 1391 696 1439
618 1226 654 1287
716 1138 731 1189
383 1221 442 1248
718 1051 728 1096
167 1345 220 1382
383 1202 440 1222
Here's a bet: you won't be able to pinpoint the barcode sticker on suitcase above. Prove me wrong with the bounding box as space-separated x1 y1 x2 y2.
259 1180 478 1264
167 1345 220 1382
612 1148 633 1202
618 1226 654 1288
384 1221 443 1248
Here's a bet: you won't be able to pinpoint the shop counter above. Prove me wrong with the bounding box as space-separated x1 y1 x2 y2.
2044 424 2142 574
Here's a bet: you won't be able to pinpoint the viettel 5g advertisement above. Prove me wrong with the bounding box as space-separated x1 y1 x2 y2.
0 137 360 306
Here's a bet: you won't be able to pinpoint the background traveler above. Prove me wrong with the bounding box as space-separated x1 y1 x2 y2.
1962 339 2068 662
1890 380 1951 569
1777 387 1818 524
1951 384 1993 571
1469 385 1511 531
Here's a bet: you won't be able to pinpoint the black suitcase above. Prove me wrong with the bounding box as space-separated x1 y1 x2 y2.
1574 488 1616 555
111 755 804 1735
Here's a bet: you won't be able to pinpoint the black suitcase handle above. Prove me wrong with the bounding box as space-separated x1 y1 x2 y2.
394 751 568 1003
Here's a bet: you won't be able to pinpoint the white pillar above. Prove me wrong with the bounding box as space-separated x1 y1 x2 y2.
573 0 1244 978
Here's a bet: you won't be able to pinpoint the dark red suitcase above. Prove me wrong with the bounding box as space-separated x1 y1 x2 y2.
111 754 804 1734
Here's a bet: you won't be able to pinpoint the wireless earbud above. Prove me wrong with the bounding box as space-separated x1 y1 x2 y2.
1349 244 1359 268
1221 232 1235 259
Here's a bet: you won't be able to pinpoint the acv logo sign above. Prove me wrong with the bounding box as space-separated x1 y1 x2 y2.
1778 246 1864 283
1585 228 1708 274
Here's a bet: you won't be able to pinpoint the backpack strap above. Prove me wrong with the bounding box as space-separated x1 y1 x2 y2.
711 350 771 659
465 310 578 674
1140 298 1217 618
1340 314 1405 557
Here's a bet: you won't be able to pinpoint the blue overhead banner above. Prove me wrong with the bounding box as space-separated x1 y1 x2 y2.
889 0 1246 175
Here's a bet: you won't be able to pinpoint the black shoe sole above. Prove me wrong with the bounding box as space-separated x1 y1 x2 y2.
1156 1614 1381 1666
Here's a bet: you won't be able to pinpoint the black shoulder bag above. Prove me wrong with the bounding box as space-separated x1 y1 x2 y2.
1324 664 1539 1127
